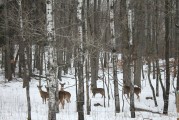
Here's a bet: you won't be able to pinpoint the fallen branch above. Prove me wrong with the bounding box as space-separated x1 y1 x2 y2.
135 107 162 114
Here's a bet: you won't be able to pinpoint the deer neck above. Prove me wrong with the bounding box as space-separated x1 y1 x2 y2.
39 89 44 94
60 88 64 91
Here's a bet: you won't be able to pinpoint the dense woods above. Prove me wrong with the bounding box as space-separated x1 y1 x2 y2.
0 0 179 120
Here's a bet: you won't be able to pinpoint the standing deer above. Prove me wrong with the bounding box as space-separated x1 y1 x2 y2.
123 85 141 100
91 88 105 98
37 85 49 104
59 83 71 103
45 85 66 109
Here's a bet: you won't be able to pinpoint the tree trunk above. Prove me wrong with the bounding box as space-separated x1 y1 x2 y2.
156 60 159 97
17 1 32 119
26 81 31 120
113 0 120 113
155 0 159 96
46 0 57 119
83 0 90 115
120 0 131 87
163 0 170 114
86 54 91 115
90 0 101 89
113 52 120 113
130 63 135 118
77 0 84 119
100 53 106 107
176 0 179 93
4 0 12 81
147 61 158 107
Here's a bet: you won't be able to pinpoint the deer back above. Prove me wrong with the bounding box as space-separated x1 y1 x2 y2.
40 90 49 98
92 88 105 96
134 87 141 95
123 85 141 99
123 85 130 94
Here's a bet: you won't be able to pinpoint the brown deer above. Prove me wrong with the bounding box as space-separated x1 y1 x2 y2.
91 88 105 98
45 85 66 108
123 85 141 100
37 85 49 104
59 91 65 109
59 83 71 103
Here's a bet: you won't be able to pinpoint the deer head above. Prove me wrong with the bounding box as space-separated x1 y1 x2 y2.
59 83 66 91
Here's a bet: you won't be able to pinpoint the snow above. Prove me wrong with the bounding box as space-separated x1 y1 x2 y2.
0 63 177 120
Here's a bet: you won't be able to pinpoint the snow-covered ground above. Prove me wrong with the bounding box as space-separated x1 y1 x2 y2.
0 64 177 120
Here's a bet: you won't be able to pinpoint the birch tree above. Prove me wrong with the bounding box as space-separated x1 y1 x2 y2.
46 0 58 119
77 0 84 119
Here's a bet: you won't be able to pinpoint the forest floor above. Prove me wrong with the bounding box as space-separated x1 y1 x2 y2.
0 64 177 120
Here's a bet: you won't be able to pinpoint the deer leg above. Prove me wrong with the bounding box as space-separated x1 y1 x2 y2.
58 100 61 107
127 93 129 98
93 93 96 98
68 97 71 103
62 100 65 109
137 95 140 101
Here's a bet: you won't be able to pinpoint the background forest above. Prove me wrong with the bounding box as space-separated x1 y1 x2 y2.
0 0 179 120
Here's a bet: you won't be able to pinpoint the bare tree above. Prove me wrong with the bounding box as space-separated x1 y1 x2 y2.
4 0 12 81
176 0 179 93
120 0 135 117
17 0 32 119
90 0 100 89
163 0 170 114
113 0 120 113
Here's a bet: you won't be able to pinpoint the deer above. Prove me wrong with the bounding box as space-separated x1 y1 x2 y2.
59 83 71 103
91 88 105 98
45 85 66 109
37 85 49 104
123 85 141 100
